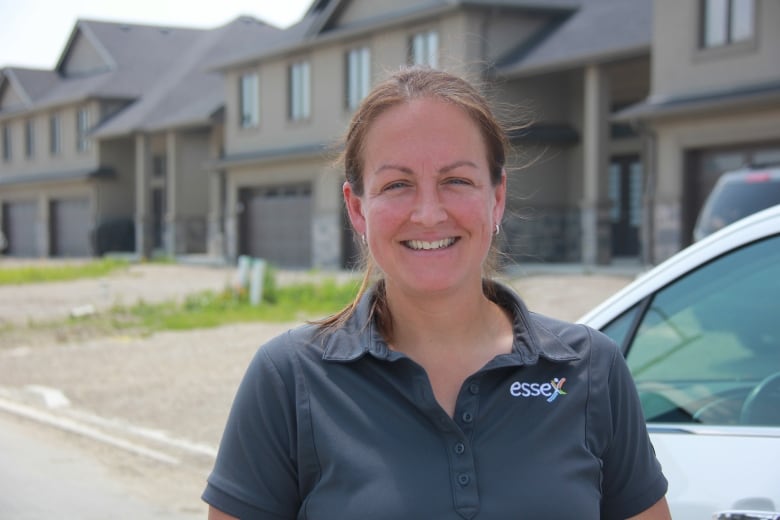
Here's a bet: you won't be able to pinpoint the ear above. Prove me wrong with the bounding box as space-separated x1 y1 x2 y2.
343 181 367 235
493 170 507 225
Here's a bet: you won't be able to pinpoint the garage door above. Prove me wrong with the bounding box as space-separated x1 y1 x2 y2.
50 197 91 257
2 201 37 257
240 184 312 268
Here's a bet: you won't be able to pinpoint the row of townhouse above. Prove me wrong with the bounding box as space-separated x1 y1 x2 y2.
1 0 778 269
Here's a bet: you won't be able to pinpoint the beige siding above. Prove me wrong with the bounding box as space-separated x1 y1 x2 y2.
97 136 136 220
335 0 423 27
652 0 780 98
0 84 26 112
62 32 109 76
176 130 210 218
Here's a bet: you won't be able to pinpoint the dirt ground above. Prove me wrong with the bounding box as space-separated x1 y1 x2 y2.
0 261 634 517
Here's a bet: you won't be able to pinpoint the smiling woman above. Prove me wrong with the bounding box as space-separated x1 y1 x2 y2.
202 66 671 520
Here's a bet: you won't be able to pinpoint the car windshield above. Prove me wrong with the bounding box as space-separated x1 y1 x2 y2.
697 178 780 237
604 234 780 426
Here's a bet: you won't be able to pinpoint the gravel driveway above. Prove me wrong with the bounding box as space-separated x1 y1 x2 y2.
0 260 634 516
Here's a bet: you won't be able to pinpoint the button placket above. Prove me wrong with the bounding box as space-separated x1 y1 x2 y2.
447 375 482 517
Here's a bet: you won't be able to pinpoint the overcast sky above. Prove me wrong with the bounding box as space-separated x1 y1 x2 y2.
0 0 313 69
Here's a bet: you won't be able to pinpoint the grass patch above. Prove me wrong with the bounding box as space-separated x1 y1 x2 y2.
0 266 361 347
0 258 129 285
123 277 360 332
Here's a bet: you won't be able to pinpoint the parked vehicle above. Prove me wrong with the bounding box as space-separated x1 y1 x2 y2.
579 204 780 520
693 166 780 241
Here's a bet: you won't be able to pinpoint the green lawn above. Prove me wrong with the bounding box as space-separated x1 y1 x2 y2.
0 258 129 285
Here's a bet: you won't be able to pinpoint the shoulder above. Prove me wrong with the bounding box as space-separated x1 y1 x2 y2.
246 323 328 377
529 311 620 361
491 279 620 365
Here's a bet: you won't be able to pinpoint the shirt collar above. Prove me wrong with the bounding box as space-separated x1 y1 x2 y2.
320 281 581 365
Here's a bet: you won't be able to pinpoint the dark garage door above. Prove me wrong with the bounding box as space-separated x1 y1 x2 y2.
2 200 37 257
50 197 91 257
240 184 312 268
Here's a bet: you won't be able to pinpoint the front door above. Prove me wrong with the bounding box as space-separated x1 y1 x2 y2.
609 155 642 257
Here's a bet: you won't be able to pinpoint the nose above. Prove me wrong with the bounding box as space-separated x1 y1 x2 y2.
410 184 447 226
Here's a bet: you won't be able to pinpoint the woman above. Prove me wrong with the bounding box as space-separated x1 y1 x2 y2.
203 66 671 519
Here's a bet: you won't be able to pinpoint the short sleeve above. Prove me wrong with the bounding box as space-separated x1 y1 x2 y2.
202 335 302 519
597 335 668 519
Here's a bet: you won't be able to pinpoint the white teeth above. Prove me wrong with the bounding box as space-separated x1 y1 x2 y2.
406 238 456 250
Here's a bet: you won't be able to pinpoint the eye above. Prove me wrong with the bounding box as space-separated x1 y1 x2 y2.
444 177 473 186
381 180 411 192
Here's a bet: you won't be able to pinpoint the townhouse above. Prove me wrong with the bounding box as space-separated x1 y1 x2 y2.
617 0 780 261
0 16 281 258
210 0 653 269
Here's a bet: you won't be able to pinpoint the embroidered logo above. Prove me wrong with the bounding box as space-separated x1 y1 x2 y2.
509 377 568 403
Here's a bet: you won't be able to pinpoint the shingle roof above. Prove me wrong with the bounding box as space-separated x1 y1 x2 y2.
93 16 282 137
2 68 60 106
496 0 652 77
11 20 207 113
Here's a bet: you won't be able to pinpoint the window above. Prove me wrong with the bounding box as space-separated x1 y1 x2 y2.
239 73 259 128
701 0 755 48
346 47 371 110
49 115 61 156
152 155 166 177
409 30 439 68
24 119 35 159
602 234 780 426
1 124 10 162
289 60 311 121
77 107 91 152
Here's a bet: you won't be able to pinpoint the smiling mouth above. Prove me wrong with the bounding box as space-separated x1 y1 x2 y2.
404 238 458 251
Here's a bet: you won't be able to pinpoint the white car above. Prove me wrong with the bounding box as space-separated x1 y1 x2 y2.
579 204 780 520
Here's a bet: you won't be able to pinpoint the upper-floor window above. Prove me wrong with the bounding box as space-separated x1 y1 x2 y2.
239 73 259 128
1 124 10 162
289 60 311 121
701 0 755 48
77 107 91 152
346 47 371 110
49 114 61 156
24 119 35 159
409 30 439 68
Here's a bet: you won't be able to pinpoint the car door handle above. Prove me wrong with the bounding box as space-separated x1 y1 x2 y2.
713 511 780 520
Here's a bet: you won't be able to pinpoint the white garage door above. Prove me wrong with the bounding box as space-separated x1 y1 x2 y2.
2 200 37 257
240 184 312 268
50 197 91 257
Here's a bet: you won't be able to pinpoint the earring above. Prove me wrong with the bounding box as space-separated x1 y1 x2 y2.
361 234 367 245
494 224 501 236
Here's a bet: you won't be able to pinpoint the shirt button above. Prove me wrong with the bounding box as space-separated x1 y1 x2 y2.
461 411 473 423
457 473 471 486
469 383 479 395
453 442 465 455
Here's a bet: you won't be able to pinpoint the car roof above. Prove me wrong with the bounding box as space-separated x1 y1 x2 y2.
720 166 780 180
578 203 780 328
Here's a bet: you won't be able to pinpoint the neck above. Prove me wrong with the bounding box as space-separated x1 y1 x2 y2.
383 279 507 356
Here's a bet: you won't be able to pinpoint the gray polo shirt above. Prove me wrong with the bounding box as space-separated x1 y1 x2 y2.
203 282 667 519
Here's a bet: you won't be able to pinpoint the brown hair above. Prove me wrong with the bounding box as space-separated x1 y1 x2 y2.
317 66 511 338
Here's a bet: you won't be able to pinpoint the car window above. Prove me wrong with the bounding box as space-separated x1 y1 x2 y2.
608 234 780 426
697 180 780 237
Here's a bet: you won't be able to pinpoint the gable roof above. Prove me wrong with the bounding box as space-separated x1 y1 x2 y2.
93 16 282 137
0 20 208 116
496 0 652 77
0 67 60 114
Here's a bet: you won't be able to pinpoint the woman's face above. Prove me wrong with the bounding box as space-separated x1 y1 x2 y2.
344 96 506 296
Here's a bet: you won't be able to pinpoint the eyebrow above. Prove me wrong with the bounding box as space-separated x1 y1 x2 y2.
372 160 478 176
